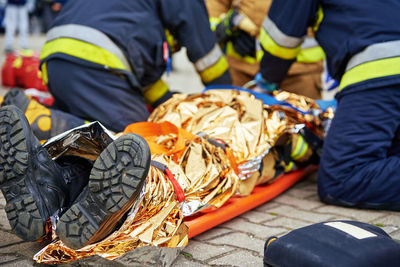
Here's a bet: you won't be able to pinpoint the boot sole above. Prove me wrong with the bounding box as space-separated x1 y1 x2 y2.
56 133 151 249
0 106 46 241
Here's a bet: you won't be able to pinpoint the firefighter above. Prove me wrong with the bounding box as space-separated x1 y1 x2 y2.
206 0 325 99
257 0 400 210
37 0 231 133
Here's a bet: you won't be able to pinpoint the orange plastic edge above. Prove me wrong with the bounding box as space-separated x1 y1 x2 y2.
185 165 318 238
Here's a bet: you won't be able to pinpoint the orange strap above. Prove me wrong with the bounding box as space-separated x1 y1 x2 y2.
123 121 194 156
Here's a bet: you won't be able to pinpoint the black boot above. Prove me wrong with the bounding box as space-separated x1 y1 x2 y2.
56 133 151 249
0 105 68 241
55 155 93 208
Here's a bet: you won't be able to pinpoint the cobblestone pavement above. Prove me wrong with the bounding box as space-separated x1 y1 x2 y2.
0 35 399 266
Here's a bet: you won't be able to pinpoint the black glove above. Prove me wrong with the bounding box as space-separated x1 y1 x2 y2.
215 8 243 44
231 30 256 57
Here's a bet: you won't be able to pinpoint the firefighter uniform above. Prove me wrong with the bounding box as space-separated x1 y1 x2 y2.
40 0 231 132
206 0 324 99
260 0 400 210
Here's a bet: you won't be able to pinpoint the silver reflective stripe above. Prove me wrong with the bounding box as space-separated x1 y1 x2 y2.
194 44 223 72
262 16 305 48
46 24 132 73
346 40 400 71
300 37 319 49
324 222 377 240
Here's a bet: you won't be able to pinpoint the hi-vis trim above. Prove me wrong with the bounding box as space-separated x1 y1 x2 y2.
340 40 400 90
259 28 301 60
345 40 400 71
143 79 169 105
195 44 223 72
46 24 132 73
324 222 377 240
262 16 304 48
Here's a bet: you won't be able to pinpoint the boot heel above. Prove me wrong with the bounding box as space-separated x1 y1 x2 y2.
56 133 151 249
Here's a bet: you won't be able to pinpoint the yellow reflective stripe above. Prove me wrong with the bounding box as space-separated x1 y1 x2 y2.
296 46 325 63
291 135 309 161
284 161 294 173
199 55 229 83
144 79 169 105
339 57 400 90
209 17 221 31
256 49 264 62
40 38 127 70
41 62 48 84
259 28 300 60
313 5 324 32
225 41 258 64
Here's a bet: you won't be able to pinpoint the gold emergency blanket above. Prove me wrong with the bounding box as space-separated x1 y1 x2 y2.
149 89 288 166
34 122 239 263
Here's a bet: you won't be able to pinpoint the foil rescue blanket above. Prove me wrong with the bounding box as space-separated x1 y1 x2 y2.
33 89 334 263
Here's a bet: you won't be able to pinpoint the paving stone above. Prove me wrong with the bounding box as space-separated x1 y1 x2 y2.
207 232 265 255
0 253 19 264
253 202 281 213
182 240 234 261
0 241 47 259
115 246 183 267
390 230 400 241
286 187 318 199
372 214 400 228
239 210 276 224
273 195 324 210
172 254 210 267
220 217 287 239
315 205 388 222
267 205 335 223
208 249 263 266
0 230 24 247
194 227 233 241
1 259 35 266
263 217 312 231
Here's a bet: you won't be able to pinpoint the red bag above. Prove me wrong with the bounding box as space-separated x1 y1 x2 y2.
1 50 48 92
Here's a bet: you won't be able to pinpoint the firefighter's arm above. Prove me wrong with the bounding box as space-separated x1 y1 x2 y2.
159 0 231 86
259 0 319 85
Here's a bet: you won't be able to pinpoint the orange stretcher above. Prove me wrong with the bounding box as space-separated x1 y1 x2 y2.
185 166 318 238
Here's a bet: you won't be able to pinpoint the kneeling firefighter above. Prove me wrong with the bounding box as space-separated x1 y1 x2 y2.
257 0 400 210
9 0 232 139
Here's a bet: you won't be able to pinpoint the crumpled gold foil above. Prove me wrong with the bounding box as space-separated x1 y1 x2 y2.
34 121 239 263
150 89 332 194
149 90 289 166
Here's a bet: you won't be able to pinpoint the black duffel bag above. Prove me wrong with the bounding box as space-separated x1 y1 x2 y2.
264 220 400 267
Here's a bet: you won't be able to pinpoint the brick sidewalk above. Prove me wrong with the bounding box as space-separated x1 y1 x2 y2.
0 34 399 266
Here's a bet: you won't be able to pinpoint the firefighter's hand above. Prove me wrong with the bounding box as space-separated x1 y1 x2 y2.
215 8 243 44
231 30 256 57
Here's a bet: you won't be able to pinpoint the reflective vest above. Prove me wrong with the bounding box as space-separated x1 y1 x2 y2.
259 0 400 92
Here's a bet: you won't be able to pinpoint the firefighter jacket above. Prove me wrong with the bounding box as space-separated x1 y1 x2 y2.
40 0 231 105
260 0 400 93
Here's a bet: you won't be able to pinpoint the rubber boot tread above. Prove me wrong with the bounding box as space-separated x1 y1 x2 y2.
56 134 150 249
0 107 45 241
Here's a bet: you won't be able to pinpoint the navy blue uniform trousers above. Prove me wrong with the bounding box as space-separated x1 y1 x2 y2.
318 84 400 210
47 59 150 133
